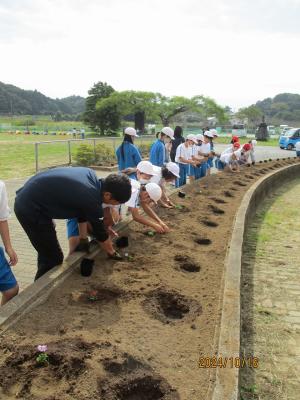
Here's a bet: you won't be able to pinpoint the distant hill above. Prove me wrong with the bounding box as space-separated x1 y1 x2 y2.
256 93 300 123
0 82 85 115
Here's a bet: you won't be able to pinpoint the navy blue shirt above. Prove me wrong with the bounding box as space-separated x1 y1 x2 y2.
15 167 108 242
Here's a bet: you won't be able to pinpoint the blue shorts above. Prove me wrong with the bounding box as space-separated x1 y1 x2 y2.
0 247 17 292
67 218 79 239
215 158 225 170
207 157 214 169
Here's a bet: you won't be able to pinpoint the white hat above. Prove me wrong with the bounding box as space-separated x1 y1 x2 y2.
124 127 139 137
210 129 218 137
204 130 214 138
145 182 162 202
137 161 158 175
161 127 175 140
186 134 198 144
196 133 204 141
166 162 180 178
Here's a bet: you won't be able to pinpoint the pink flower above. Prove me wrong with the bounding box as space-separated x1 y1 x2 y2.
37 345 48 353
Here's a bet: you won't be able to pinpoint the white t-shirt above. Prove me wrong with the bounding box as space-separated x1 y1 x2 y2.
199 142 211 154
150 166 162 185
0 181 10 221
125 179 141 209
221 146 234 155
220 153 232 164
175 143 193 164
295 141 300 151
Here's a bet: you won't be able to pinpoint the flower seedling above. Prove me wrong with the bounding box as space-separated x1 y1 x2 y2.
146 231 155 237
88 290 98 302
175 204 183 210
124 253 135 262
36 345 49 365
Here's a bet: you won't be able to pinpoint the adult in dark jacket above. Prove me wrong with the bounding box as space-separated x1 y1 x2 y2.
170 126 185 162
14 168 131 280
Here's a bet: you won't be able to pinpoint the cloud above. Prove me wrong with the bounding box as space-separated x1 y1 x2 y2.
0 0 300 108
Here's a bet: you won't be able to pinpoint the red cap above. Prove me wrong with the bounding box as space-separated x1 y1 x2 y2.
233 142 240 149
243 143 251 151
232 136 239 143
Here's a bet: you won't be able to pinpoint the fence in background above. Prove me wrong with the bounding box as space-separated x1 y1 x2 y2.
34 136 156 173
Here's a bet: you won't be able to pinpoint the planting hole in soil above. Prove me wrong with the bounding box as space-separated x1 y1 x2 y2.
101 374 179 400
224 190 234 197
202 219 218 227
194 238 212 245
142 288 202 323
208 205 225 215
210 197 227 204
229 187 238 191
102 354 145 375
245 175 254 179
71 286 123 305
233 181 247 187
174 254 200 272
180 262 200 273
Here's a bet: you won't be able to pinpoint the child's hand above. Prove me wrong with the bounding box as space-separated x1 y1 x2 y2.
159 221 170 233
153 224 166 233
6 247 18 266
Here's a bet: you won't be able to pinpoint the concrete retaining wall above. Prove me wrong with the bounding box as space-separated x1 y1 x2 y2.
212 161 300 400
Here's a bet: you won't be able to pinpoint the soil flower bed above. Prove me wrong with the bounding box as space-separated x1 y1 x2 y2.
0 158 299 400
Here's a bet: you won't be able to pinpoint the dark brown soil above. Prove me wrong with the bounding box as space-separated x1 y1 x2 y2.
0 159 299 400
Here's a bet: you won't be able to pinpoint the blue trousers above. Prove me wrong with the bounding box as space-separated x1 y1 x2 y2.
176 163 189 187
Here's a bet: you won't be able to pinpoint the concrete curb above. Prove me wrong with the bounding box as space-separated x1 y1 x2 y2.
212 161 300 400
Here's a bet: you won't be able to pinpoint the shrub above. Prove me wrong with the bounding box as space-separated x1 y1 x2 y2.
74 144 95 166
138 143 152 157
95 143 115 163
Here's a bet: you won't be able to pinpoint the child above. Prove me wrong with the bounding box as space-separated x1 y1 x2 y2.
219 150 240 172
0 180 18 306
149 127 174 167
126 181 169 233
150 162 180 208
116 127 142 179
175 134 198 187
215 142 240 170
192 134 208 180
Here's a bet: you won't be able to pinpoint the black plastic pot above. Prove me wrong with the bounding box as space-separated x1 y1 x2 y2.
178 191 186 198
80 258 94 277
115 236 129 248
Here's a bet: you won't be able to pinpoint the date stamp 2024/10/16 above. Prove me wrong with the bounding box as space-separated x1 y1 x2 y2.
198 356 259 369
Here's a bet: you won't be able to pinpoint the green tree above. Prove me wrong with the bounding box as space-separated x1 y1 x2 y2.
83 82 116 134
96 91 159 133
236 105 263 127
192 96 228 124
156 96 194 126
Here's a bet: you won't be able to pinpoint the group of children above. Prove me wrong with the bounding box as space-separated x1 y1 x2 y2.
67 127 259 255
0 126 258 306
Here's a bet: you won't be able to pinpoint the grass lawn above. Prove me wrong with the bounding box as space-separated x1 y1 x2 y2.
0 131 280 180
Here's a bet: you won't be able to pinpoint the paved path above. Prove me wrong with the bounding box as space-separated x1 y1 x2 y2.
1 146 295 292
240 178 300 400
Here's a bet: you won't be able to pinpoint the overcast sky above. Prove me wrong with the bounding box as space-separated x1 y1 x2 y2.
1 0 300 109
